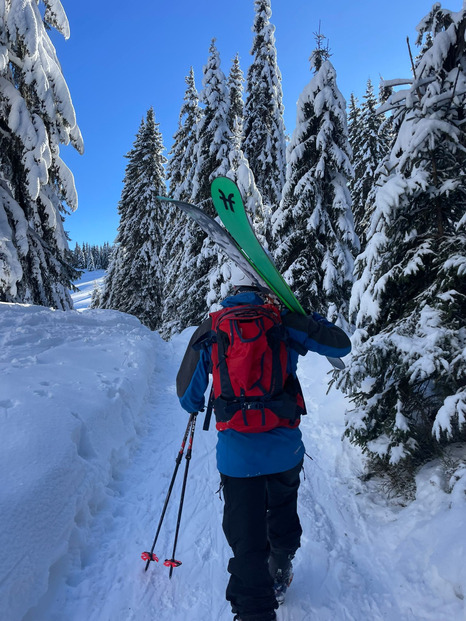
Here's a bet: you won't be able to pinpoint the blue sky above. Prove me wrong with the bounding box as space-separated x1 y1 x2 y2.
52 0 441 247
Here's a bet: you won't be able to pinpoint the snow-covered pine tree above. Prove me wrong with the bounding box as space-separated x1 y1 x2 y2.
161 68 203 337
84 244 96 272
348 92 363 229
72 243 86 269
338 3 466 483
101 242 113 270
162 40 232 332
89 244 102 270
272 32 358 328
0 0 83 308
378 79 395 154
243 0 287 231
98 119 145 313
98 108 167 331
348 94 361 149
349 79 391 249
191 39 232 206
226 53 271 242
227 53 245 138
167 67 202 202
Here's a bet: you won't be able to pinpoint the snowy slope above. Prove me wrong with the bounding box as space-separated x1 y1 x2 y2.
71 270 106 310
0 272 464 621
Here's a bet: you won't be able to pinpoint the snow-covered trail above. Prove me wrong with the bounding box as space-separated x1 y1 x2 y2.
22 328 232 621
278 368 404 621
26 338 464 621
20 333 422 621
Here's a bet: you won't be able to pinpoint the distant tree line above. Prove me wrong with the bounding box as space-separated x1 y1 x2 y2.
70 242 113 271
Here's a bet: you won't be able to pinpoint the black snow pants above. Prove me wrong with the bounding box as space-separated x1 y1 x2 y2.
220 460 303 617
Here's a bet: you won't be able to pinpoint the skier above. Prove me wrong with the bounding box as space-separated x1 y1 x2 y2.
176 276 351 621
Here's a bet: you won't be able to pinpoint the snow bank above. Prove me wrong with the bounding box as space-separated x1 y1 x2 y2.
297 354 466 621
0 301 160 621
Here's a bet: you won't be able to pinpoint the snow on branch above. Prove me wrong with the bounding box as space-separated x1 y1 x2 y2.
44 0 70 39
433 392 466 439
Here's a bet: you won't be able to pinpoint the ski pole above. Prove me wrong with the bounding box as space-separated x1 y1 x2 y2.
141 412 197 572
164 413 197 578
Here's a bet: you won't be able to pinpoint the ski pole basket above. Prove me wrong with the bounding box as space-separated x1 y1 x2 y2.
164 559 182 569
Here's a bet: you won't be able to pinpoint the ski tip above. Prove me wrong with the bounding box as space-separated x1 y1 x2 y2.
326 357 346 370
211 176 231 184
210 176 237 195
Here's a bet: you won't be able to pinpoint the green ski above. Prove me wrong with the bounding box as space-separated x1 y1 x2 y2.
211 177 304 315
211 177 345 370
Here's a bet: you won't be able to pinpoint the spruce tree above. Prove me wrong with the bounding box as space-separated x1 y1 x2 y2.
191 39 232 205
227 53 245 138
338 4 466 482
0 0 83 308
72 243 86 270
101 242 113 269
99 108 167 331
347 94 361 151
162 40 232 336
162 69 203 337
272 33 358 327
347 93 363 237
84 244 96 271
349 80 390 249
243 0 287 223
191 40 232 305
377 80 395 155
167 67 202 202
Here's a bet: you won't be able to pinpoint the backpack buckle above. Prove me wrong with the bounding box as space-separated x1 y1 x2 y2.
241 400 266 426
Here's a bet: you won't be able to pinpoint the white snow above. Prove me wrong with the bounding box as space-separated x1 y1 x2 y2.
71 270 106 310
0 270 465 621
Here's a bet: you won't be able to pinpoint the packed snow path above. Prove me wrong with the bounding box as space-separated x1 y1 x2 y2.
1 274 464 620
22 331 397 621
22 341 461 621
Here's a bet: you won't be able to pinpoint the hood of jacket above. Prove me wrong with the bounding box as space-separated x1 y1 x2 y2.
221 291 266 308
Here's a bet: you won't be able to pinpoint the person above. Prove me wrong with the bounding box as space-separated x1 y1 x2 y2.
176 277 351 621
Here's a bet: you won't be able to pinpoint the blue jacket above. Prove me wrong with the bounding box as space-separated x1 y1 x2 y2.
176 292 351 477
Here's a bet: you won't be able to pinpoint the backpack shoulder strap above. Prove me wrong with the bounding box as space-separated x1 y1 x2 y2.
202 387 215 431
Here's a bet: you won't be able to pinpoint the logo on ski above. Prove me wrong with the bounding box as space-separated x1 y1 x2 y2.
218 189 235 212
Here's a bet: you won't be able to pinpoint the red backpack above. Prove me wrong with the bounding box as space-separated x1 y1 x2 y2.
208 303 305 433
